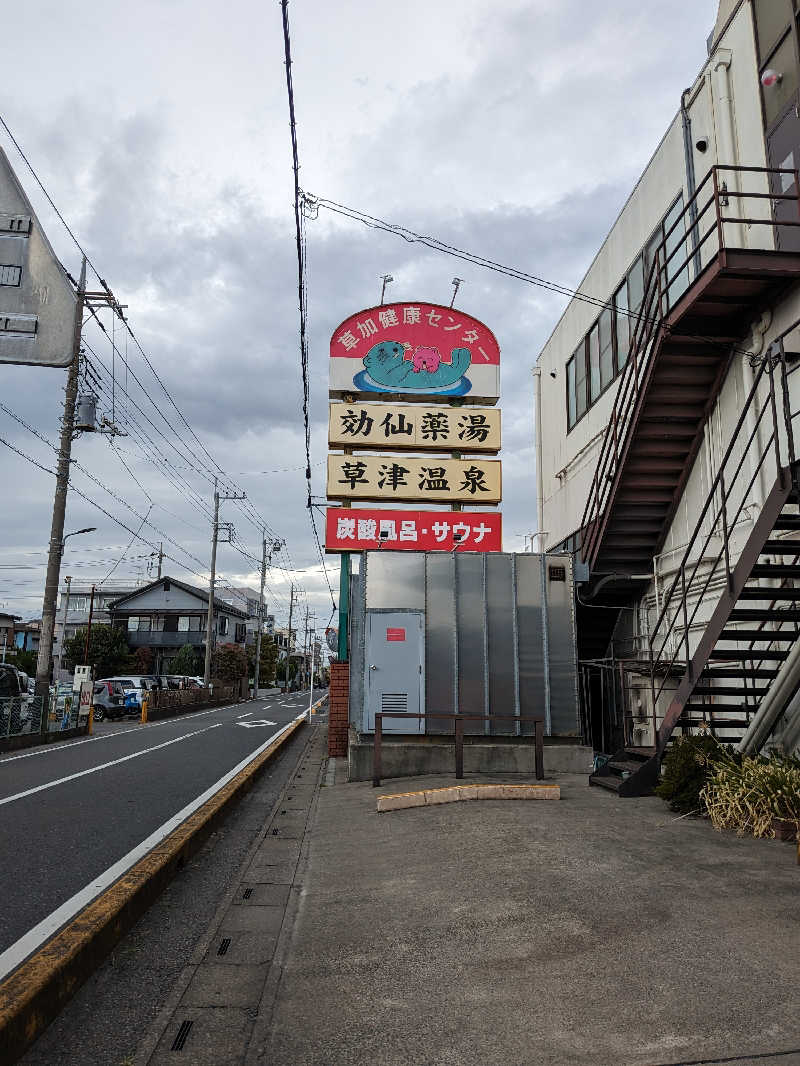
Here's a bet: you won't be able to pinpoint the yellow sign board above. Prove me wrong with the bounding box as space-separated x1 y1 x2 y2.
327 454 502 504
328 402 501 453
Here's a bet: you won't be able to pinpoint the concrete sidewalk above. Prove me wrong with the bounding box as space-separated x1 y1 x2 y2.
138 729 800 1066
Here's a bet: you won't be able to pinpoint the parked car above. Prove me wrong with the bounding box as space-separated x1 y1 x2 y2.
92 680 127 721
101 676 161 714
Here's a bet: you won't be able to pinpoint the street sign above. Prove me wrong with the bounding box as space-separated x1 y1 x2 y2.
329 301 500 404
0 146 77 367
325 507 502 552
327 454 501 504
328 402 501 453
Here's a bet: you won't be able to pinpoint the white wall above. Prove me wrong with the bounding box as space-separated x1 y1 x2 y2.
535 1 769 551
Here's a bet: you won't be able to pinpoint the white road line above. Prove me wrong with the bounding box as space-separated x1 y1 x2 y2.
236 712 253 719
0 702 247 765
0 711 307 982
0 724 223 808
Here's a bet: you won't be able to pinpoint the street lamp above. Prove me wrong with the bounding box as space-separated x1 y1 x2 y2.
60 527 96 554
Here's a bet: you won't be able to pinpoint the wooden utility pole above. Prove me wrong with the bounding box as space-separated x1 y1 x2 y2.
35 258 87 700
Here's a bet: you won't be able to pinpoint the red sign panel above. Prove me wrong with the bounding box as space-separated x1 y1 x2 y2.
386 628 406 642
329 302 500 403
325 508 502 552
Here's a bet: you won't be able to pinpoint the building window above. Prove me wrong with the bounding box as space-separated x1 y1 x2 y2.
565 194 686 432
0 265 22 286
178 616 190 632
189 616 202 631
138 617 151 632
127 616 139 632
219 616 229 635
235 622 247 643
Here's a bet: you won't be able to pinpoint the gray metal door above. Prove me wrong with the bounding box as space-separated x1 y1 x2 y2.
365 611 424 734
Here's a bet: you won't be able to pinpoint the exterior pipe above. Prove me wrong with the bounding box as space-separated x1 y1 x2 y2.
532 367 547 553
739 636 800 753
712 50 744 245
680 87 702 280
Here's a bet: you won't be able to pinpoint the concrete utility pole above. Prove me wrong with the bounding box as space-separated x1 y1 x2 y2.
303 605 310 689
157 543 163 579
203 481 246 687
83 584 96 666
203 479 220 688
285 584 296 693
35 258 87 700
253 534 268 699
54 574 72 679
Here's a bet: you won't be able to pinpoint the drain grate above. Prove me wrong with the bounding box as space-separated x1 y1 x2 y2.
272 828 280 835
242 887 253 899
171 1019 194 1051
217 937 232 956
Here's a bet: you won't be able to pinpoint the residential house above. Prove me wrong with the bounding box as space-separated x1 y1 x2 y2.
536 0 800 788
108 576 248 675
53 581 139 680
0 613 20 660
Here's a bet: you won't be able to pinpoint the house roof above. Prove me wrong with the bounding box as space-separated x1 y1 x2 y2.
107 576 248 619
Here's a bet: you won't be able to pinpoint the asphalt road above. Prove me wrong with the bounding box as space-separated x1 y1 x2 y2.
0 689 316 973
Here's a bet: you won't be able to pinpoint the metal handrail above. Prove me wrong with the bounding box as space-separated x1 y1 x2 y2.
647 329 800 742
372 712 545 787
580 164 800 570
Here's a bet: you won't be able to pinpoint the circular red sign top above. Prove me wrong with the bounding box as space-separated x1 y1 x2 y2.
330 301 500 366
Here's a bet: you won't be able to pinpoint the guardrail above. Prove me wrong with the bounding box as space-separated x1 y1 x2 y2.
372 712 545 787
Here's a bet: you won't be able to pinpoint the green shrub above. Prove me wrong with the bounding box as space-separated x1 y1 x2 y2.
702 752 800 838
656 734 732 814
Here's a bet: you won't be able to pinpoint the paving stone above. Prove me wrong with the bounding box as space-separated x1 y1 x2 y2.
244 861 296 885
252 839 300 864
218 904 285 935
233 882 291 907
181 963 268 1008
203 932 278 967
149 1008 254 1065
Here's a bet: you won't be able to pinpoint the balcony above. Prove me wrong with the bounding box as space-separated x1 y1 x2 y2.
581 165 800 586
126 631 206 648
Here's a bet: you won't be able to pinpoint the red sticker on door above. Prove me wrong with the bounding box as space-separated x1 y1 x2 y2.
386 627 406 642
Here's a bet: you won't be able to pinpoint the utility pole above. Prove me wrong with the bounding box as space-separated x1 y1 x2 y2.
203 479 220 688
285 584 296 693
303 605 310 690
157 543 163 579
253 534 267 699
203 480 246 687
35 258 87 700
54 574 72 679
83 585 96 666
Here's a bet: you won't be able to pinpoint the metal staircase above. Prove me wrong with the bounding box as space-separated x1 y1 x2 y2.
575 165 800 795
590 343 800 795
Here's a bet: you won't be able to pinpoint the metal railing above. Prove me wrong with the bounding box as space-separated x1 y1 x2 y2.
372 712 545 787
1 696 51 738
647 327 800 747
580 164 800 570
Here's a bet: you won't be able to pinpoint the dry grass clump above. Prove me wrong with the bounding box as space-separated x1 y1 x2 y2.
701 752 800 839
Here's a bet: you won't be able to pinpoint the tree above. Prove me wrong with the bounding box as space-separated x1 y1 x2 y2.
133 646 153 674
276 657 297 686
63 624 129 678
210 642 248 682
13 649 37 676
247 636 278 686
170 643 199 677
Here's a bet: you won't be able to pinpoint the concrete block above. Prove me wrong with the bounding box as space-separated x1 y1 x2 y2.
349 739 593 781
423 786 468 805
477 783 560 801
376 791 426 813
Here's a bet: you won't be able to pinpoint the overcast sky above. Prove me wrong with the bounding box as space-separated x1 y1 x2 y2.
0 0 718 632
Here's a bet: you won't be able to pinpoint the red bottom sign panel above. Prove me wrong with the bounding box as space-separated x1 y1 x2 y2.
325 507 502 552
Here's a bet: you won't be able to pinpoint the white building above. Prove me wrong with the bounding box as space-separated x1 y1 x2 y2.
536 0 800 791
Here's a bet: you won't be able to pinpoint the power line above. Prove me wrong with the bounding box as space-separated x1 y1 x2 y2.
280 0 336 615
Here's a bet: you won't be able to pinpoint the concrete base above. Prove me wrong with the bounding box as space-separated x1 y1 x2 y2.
348 737 593 781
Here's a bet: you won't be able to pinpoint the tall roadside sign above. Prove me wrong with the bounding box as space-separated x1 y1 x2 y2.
326 299 503 662
0 147 77 367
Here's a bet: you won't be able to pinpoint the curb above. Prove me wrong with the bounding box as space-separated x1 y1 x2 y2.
0 715 309 1065
377 782 561 812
